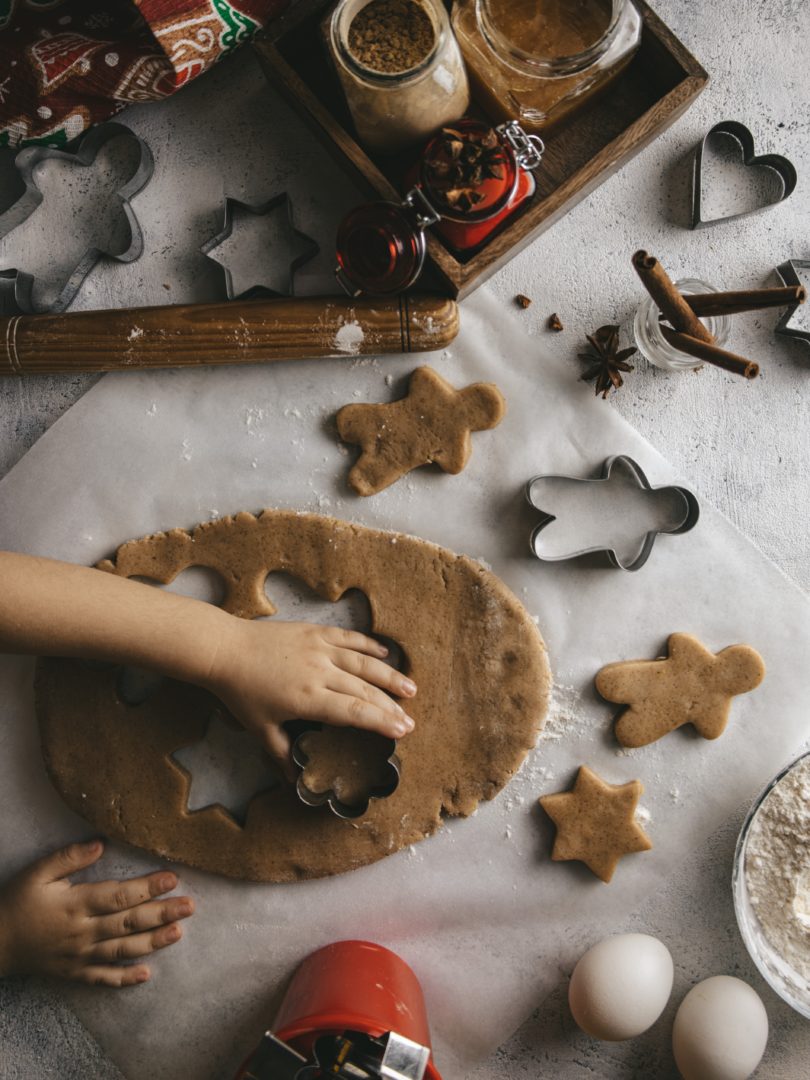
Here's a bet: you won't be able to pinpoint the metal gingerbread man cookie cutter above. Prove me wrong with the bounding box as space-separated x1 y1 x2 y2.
525 454 700 571
0 121 154 314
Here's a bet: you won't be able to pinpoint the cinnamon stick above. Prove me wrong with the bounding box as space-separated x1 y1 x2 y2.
632 250 714 344
659 325 759 380
684 286 806 318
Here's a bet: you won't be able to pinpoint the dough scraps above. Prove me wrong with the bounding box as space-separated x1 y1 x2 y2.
336 366 505 496
595 632 765 747
539 765 652 884
36 510 551 882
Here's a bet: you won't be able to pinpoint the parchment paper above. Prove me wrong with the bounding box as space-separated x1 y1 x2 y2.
0 288 808 1079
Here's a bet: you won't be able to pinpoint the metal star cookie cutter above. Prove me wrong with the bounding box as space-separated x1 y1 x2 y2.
0 121 154 314
200 192 319 300
291 728 401 820
526 454 700 571
775 259 810 347
691 119 797 230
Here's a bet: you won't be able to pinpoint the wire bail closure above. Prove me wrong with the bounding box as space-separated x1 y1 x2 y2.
498 120 545 172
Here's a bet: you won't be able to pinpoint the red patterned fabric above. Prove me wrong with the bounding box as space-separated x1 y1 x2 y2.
0 0 289 148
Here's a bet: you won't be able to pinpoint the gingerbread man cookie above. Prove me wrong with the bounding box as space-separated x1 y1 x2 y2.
336 366 505 496
539 765 652 883
596 632 765 748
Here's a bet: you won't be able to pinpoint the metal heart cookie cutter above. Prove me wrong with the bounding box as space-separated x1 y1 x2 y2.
526 454 700 571
691 119 797 230
292 727 401 820
0 121 154 314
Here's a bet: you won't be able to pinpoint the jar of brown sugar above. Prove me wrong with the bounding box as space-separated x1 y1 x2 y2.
451 0 642 134
327 0 470 154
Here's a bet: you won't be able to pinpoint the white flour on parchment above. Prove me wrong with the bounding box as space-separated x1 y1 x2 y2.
745 755 810 982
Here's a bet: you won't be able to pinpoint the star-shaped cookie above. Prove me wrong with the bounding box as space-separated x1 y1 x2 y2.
336 366 505 496
539 765 652 883
595 632 765 748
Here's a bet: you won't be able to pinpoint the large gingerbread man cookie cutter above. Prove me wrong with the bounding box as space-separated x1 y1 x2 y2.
0 122 154 315
526 454 700 571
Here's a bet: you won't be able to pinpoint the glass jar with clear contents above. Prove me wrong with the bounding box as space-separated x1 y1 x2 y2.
634 279 731 372
327 0 470 155
451 0 642 133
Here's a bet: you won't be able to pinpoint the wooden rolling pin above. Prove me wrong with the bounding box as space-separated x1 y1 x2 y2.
0 294 459 375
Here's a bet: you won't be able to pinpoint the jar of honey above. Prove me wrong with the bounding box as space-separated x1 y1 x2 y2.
451 0 642 134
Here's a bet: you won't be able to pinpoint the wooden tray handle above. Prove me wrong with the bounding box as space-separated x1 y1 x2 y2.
0 294 459 375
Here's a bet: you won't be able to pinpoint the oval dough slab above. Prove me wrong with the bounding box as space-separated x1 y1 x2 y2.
36 510 551 882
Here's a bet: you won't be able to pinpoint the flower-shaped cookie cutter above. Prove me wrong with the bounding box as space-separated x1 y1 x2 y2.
0 121 154 314
526 454 700 571
691 119 797 230
291 727 401 820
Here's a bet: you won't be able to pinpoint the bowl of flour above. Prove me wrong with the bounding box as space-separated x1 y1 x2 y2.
733 749 810 1017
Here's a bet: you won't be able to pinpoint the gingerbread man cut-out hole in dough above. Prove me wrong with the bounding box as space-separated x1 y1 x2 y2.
336 366 506 496
595 632 765 748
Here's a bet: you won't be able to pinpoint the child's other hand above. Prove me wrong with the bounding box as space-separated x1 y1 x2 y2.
204 620 417 778
0 840 194 986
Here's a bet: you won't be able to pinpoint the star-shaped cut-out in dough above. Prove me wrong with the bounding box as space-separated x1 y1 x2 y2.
596 632 765 748
336 366 505 496
539 765 652 883
172 711 279 826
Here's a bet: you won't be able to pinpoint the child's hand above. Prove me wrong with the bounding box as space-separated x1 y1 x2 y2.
0 840 194 986
203 620 417 777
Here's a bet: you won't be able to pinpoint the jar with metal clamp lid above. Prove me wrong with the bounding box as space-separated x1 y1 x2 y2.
451 0 642 133
327 0 470 155
335 119 544 296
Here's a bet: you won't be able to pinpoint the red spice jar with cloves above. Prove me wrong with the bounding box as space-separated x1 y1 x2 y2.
335 118 543 297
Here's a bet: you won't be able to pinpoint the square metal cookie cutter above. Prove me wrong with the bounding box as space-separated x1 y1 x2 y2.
691 119 797 230
525 454 700 571
0 121 154 314
291 728 401 820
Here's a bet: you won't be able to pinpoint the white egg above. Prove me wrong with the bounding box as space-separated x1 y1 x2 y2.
568 933 674 1040
672 975 768 1080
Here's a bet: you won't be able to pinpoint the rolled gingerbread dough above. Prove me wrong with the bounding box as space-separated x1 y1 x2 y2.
36 511 551 882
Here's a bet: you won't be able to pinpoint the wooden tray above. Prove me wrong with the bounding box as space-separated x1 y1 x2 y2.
255 1 708 300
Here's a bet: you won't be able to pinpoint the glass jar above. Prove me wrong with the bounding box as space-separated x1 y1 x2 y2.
327 0 470 155
451 0 642 133
335 119 544 295
634 279 731 372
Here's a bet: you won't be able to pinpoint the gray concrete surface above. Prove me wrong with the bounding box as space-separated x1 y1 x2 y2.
1 0 809 1076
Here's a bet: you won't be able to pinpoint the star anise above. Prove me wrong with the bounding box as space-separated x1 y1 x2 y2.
424 126 507 214
578 324 636 398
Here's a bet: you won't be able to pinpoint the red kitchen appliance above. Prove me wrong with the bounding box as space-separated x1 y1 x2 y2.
234 940 442 1079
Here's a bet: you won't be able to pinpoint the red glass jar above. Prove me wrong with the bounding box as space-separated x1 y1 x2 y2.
335 119 543 297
